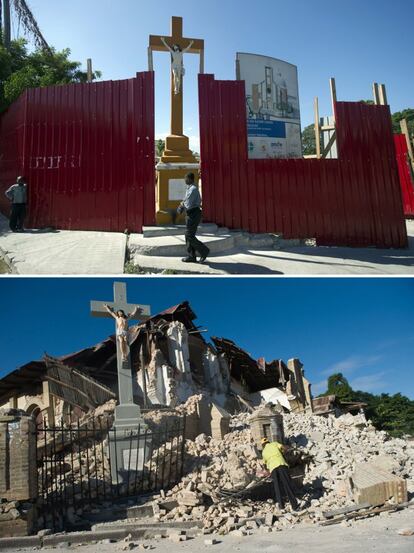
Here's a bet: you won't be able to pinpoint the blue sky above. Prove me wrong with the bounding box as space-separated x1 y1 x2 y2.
0 277 413 399
11 0 414 151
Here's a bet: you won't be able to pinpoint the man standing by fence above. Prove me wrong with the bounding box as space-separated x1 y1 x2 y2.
5 176 28 232
177 172 210 263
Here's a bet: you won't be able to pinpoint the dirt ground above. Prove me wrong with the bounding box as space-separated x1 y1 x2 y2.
12 507 414 553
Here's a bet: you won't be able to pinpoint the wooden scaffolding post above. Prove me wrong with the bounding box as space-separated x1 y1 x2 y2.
314 96 321 159
86 59 93 83
372 83 380 105
379 84 388 106
329 77 337 118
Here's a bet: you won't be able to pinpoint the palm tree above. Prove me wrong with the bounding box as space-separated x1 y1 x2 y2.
1 0 50 52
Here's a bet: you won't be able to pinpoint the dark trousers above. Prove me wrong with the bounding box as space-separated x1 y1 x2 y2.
271 466 298 510
185 208 209 258
9 203 26 231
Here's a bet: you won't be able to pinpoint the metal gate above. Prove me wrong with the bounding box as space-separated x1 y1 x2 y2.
0 72 156 232
36 415 186 532
198 74 408 248
395 133 414 217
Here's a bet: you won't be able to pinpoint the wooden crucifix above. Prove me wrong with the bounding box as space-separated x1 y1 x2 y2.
149 16 204 137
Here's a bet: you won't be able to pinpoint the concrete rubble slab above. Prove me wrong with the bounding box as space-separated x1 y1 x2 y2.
350 462 408 505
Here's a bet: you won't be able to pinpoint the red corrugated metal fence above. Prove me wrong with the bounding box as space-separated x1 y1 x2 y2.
198 74 408 248
0 72 155 232
394 133 414 217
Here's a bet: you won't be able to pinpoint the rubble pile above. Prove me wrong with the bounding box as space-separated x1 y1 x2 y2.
150 409 414 535
34 396 413 535
0 499 36 536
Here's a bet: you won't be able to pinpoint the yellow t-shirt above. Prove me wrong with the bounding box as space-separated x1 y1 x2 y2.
262 441 288 472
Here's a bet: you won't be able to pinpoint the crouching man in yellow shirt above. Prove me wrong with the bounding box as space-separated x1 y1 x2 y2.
261 437 298 510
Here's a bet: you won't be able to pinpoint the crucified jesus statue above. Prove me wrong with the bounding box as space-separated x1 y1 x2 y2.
160 36 194 95
104 304 142 361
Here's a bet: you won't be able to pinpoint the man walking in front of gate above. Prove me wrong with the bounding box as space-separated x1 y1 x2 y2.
5 176 28 232
178 172 210 263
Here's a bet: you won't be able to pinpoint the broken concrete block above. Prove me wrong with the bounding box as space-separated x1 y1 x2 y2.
169 533 187 542
370 455 401 473
230 529 246 538
177 491 201 507
350 463 407 505
397 528 414 536
204 538 219 545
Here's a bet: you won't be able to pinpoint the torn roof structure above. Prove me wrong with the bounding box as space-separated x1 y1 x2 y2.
0 300 312 420
211 337 291 393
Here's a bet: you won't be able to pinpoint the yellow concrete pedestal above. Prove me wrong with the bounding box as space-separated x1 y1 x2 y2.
156 135 199 225
156 164 200 225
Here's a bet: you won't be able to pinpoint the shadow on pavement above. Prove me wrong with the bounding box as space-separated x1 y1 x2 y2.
0 228 60 237
204 260 283 274
287 235 414 268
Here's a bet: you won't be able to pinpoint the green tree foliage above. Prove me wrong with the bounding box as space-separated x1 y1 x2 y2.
156 138 165 158
392 109 414 138
321 374 414 438
301 123 317 156
325 373 354 402
0 38 101 112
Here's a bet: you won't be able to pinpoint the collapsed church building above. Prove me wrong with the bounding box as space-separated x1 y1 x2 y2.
0 301 313 424
0 300 412 540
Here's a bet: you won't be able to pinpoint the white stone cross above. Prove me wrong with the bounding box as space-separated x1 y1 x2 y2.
90 281 151 411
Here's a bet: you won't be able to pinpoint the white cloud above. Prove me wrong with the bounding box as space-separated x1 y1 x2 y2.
189 135 200 153
155 132 169 141
350 372 388 393
322 354 383 376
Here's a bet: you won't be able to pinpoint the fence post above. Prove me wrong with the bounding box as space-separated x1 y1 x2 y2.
0 410 38 537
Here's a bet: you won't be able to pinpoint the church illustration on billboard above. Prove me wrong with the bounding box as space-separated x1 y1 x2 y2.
237 53 302 159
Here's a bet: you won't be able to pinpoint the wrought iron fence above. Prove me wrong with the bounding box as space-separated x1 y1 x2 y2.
36 415 186 531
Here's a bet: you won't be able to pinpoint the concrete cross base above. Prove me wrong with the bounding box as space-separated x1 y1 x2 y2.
114 403 146 427
155 163 200 226
109 417 152 485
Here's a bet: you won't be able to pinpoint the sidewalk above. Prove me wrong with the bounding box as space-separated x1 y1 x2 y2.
0 215 127 275
0 214 413 275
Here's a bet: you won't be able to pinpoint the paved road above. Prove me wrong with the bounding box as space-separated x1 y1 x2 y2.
9 507 414 552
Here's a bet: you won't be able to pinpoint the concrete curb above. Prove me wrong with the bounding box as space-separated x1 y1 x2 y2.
0 536 41 550
43 528 129 546
0 522 203 550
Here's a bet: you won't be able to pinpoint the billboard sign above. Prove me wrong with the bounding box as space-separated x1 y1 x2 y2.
236 53 302 159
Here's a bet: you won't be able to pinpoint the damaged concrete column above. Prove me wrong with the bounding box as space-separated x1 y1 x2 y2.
140 348 178 406
287 358 313 412
0 409 37 537
167 321 196 402
203 346 229 395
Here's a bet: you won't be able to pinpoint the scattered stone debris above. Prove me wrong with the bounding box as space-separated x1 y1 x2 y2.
145 405 414 536
397 528 414 536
